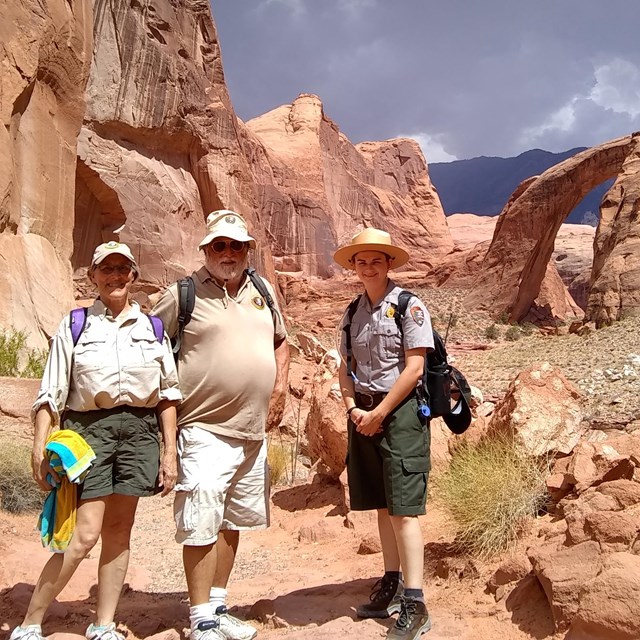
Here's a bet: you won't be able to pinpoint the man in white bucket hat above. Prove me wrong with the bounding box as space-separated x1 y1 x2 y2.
335 228 434 640
153 210 289 640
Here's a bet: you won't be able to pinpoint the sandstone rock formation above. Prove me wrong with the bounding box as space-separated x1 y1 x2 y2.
0 0 93 343
246 94 453 276
588 138 640 326
465 134 640 324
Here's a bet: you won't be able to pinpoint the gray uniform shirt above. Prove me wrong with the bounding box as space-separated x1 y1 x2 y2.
340 281 434 394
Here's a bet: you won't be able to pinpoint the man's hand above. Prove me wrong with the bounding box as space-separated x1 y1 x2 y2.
267 387 287 432
31 451 59 491
352 408 385 436
159 449 178 497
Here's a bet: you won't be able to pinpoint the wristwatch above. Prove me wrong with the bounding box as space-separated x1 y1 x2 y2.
346 406 357 417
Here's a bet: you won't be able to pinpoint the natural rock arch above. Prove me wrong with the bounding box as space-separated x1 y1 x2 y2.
464 134 640 324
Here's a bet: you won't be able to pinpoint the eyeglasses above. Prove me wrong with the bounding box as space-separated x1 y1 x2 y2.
97 264 133 275
209 240 247 253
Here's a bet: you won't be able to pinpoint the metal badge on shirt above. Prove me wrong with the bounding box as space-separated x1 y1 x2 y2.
252 295 265 310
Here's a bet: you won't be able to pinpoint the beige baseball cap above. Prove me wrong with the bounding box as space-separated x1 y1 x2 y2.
198 210 256 250
90 241 137 268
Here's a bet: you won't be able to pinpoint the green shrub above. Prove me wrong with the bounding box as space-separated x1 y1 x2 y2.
521 322 538 336
484 324 500 341
0 328 48 378
437 435 549 558
497 311 510 325
505 326 522 341
0 439 44 514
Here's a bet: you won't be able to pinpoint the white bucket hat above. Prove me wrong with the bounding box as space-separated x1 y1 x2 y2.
333 228 410 270
198 210 256 250
90 241 137 268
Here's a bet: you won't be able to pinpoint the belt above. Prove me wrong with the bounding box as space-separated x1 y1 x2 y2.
355 392 388 409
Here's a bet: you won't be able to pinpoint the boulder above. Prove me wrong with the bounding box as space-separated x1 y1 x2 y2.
528 540 602 631
571 553 640 640
488 362 584 456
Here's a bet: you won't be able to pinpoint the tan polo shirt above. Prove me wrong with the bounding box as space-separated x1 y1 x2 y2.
152 267 287 440
340 280 434 394
32 300 182 424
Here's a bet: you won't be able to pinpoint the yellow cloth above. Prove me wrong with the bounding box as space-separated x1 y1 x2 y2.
38 430 95 552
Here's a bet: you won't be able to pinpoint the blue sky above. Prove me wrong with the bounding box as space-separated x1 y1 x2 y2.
213 1 640 162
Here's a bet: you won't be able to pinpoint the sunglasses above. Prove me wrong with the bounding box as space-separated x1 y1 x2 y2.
209 240 247 253
97 264 133 275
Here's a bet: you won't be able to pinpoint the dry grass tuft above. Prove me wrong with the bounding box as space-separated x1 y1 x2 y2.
436 435 549 558
267 439 292 487
0 439 44 514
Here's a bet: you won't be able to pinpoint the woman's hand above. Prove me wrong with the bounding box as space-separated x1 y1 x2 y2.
31 451 59 491
352 408 385 436
159 449 178 497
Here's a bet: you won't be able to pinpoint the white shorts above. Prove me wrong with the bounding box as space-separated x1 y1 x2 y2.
174 426 270 545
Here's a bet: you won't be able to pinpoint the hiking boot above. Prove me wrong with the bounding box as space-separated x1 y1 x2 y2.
10 626 46 640
85 623 125 640
213 605 257 640
356 575 404 618
190 620 225 640
387 597 432 639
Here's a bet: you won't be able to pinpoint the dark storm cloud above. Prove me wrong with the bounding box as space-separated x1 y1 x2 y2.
212 1 640 161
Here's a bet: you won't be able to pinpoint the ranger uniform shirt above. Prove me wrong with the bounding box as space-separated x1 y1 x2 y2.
32 300 182 424
152 267 287 440
340 280 434 394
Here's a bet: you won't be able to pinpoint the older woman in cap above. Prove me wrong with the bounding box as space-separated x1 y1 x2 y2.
334 228 434 640
11 241 181 640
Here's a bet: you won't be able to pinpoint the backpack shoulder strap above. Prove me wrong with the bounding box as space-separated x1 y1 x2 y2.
173 276 195 357
245 267 278 324
148 315 164 344
394 290 417 335
69 307 88 347
343 295 362 381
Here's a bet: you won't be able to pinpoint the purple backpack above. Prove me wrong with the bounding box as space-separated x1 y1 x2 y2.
69 308 164 346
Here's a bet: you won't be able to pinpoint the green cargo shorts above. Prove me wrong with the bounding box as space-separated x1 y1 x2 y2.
346 395 430 516
63 407 160 499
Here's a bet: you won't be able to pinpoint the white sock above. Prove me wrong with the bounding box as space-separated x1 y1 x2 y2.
190 603 214 632
209 587 228 613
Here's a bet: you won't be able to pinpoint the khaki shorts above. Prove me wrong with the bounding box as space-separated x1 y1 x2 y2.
63 407 160 499
174 426 270 545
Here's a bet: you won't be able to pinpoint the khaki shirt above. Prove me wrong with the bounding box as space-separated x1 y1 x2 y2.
340 281 434 394
152 267 287 440
32 300 181 424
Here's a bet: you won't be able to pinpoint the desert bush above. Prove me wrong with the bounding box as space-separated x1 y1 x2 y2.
505 326 522 341
497 311 510 325
267 439 291 487
0 439 44 514
521 322 538 336
484 324 500 341
437 435 549 558
0 328 48 378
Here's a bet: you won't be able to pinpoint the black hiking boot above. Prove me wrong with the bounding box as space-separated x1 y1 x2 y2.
386 596 431 639
356 575 404 618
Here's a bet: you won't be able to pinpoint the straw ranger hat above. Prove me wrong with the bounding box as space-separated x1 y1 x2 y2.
333 228 410 270
198 210 256 250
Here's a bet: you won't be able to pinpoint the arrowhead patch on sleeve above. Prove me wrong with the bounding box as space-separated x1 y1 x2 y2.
410 306 425 326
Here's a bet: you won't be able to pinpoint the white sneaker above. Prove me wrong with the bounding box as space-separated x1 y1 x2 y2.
10 626 45 640
85 623 125 640
213 606 257 640
190 620 226 640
